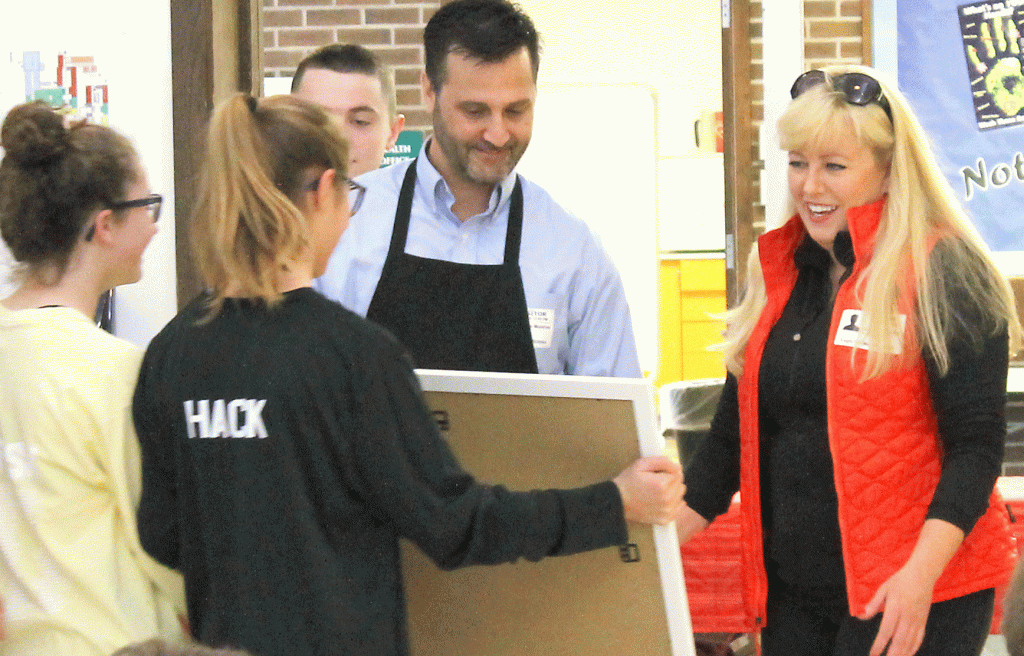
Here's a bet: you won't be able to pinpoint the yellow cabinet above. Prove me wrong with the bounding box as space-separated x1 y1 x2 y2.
657 257 727 387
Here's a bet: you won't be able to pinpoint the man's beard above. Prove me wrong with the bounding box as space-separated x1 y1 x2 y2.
431 103 529 187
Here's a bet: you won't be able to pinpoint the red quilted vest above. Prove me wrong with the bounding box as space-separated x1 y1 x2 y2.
737 198 1016 626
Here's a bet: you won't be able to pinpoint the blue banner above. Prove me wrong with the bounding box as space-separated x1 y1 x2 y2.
898 0 1024 252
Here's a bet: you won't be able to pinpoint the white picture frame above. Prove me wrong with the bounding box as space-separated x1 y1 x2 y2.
403 369 695 656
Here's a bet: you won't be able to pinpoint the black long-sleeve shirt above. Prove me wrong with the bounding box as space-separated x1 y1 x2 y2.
684 233 1008 591
132 288 626 656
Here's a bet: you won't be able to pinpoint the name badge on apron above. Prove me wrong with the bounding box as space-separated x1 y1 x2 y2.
529 308 555 348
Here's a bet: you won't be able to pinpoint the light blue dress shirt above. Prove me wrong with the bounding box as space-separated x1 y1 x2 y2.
313 153 642 377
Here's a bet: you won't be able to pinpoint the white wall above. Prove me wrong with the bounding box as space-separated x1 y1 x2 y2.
0 0 177 348
517 0 724 376
759 0 804 231
519 0 724 254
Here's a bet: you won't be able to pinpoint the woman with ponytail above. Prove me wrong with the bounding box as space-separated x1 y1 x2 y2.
131 94 682 656
0 102 185 654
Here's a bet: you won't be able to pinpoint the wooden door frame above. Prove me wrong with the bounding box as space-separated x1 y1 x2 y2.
722 0 754 307
170 0 261 309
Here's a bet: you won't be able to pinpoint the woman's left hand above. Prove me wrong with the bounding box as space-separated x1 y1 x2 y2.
858 564 934 656
857 518 966 656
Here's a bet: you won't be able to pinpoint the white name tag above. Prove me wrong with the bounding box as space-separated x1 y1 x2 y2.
529 308 555 348
833 309 906 355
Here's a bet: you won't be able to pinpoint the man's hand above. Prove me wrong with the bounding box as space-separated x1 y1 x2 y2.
613 456 684 525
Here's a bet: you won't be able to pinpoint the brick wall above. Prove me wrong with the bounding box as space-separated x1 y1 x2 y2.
747 0 866 233
804 0 866 69
262 0 442 132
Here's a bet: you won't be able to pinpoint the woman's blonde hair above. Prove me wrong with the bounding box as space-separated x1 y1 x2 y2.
721 64 1021 379
190 93 349 316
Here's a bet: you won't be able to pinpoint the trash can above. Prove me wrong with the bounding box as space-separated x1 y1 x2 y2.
659 378 725 468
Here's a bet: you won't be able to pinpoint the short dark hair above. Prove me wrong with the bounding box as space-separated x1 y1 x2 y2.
423 0 540 91
291 44 397 117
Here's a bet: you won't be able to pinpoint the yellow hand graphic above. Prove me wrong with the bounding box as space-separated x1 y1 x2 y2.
973 15 1024 116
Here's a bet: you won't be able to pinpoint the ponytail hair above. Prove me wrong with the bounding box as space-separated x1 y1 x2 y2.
190 93 348 316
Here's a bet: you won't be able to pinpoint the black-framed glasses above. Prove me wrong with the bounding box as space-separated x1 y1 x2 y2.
85 193 163 241
110 193 163 222
790 70 893 124
347 178 366 215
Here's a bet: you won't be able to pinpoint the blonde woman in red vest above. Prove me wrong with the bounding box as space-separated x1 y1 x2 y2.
676 65 1021 656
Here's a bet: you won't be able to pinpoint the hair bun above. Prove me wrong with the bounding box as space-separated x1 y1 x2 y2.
1 102 70 167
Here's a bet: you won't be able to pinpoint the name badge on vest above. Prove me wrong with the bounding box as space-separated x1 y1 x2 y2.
833 309 907 355
529 308 555 348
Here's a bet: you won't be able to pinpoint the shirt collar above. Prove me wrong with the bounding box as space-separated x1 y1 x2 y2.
416 139 518 224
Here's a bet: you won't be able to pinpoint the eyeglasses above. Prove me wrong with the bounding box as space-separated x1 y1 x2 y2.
790 70 893 124
347 178 366 215
85 193 163 241
306 176 367 216
110 193 163 222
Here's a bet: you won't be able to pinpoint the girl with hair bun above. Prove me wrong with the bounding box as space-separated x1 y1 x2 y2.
131 93 682 656
0 102 185 653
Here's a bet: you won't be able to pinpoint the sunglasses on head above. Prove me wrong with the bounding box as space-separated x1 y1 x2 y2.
790 70 893 124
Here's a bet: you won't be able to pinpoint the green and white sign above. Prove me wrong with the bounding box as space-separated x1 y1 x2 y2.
381 129 423 167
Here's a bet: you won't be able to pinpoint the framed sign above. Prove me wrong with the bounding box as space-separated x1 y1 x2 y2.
402 370 695 656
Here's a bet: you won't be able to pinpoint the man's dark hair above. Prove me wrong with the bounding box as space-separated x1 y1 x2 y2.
424 0 540 91
290 44 397 116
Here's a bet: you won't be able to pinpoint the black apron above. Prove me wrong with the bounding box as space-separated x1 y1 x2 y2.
365 160 539 373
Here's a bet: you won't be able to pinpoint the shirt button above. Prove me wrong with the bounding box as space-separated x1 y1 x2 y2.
793 333 801 341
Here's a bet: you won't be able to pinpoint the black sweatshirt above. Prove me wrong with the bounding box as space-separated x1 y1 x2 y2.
684 233 1007 593
133 288 626 656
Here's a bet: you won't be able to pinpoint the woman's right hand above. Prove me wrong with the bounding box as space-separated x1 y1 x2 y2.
613 456 684 525
675 503 710 545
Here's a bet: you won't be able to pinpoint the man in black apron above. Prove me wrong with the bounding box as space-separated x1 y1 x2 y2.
365 161 537 373
313 0 642 377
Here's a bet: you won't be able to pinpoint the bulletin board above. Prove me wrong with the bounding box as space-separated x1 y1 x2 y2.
402 370 695 656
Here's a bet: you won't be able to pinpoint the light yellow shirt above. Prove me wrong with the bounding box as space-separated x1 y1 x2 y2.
0 306 185 656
